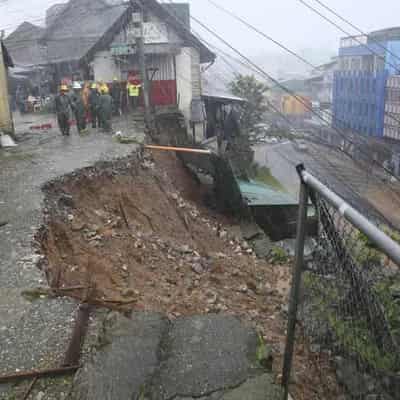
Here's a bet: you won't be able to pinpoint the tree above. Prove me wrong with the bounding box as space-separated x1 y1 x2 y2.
229 74 268 134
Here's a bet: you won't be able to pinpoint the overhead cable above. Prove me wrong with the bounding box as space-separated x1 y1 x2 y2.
296 0 400 74
311 0 400 65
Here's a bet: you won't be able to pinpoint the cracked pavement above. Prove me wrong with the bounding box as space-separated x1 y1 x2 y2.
0 112 141 397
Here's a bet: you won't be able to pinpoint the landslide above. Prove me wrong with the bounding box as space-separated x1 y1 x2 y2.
37 150 341 400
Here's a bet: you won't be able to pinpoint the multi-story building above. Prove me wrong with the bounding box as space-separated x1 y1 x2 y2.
333 27 400 138
384 75 400 140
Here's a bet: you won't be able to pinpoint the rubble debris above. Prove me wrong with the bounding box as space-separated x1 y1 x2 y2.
58 193 74 208
114 131 141 144
37 151 341 399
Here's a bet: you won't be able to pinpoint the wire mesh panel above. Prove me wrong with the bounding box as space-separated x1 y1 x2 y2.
296 188 400 400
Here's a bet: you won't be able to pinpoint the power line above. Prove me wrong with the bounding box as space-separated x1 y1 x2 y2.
205 0 317 71
162 2 400 202
160 2 300 132
188 13 400 182
163 1 400 201
296 0 400 74
202 0 400 153
294 0 400 140
310 0 400 65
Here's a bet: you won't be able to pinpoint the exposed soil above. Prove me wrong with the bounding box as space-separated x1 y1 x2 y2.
37 150 341 399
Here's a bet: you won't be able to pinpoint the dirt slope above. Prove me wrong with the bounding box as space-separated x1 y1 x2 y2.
37 150 340 400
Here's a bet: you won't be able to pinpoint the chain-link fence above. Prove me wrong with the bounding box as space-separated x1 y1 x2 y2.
282 165 400 400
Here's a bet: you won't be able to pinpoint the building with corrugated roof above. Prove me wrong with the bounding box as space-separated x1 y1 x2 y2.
4 0 215 138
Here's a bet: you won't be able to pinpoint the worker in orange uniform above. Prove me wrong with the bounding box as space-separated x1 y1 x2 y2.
82 82 91 122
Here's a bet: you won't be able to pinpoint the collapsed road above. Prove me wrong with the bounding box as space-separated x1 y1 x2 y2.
0 123 340 399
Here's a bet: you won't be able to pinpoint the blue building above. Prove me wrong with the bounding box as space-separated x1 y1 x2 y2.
333 28 400 138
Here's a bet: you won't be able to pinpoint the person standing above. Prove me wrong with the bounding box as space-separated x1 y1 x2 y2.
126 75 141 112
71 82 87 134
98 87 113 133
110 78 122 116
88 83 100 129
99 81 109 95
16 85 27 114
55 85 72 136
82 82 91 122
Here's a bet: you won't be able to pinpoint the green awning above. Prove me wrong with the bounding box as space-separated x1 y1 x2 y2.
237 179 298 207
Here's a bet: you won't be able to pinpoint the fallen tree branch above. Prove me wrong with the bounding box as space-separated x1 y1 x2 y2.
0 366 79 384
99 298 137 305
152 174 195 240
56 286 88 293
21 286 88 301
130 203 155 231
119 199 130 229
22 377 38 400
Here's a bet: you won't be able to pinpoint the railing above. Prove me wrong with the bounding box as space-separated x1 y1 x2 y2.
282 164 400 400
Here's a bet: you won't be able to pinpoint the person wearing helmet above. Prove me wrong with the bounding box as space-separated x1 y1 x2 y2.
55 84 72 136
99 81 109 95
126 74 142 112
110 78 122 116
71 82 87 134
88 83 100 129
98 86 113 133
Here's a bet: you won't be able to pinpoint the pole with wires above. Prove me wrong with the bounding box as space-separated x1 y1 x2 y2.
130 0 153 135
161 0 400 183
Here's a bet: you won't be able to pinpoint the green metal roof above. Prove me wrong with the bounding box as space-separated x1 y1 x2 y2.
237 179 298 207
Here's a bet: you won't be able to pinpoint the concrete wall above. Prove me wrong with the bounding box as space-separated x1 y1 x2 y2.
191 48 201 98
175 47 205 141
176 46 193 124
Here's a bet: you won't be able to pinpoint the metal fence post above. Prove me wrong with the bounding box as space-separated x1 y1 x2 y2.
282 164 309 400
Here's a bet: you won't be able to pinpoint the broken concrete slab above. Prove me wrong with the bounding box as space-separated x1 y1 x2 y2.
251 235 272 259
240 221 272 258
72 312 168 400
71 313 276 400
240 221 265 241
148 314 260 400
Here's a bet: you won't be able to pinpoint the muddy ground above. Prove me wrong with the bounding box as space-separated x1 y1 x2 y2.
37 149 341 399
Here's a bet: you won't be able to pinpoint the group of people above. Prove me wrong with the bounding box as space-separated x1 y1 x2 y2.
55 77 142 136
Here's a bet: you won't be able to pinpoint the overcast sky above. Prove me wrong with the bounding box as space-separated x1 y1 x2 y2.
1 0 400 63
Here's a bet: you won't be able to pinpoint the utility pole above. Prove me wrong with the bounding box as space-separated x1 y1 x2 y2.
131 0 153 134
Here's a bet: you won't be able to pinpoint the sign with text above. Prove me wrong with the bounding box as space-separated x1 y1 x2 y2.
143 22 169 44
111 44 136 56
